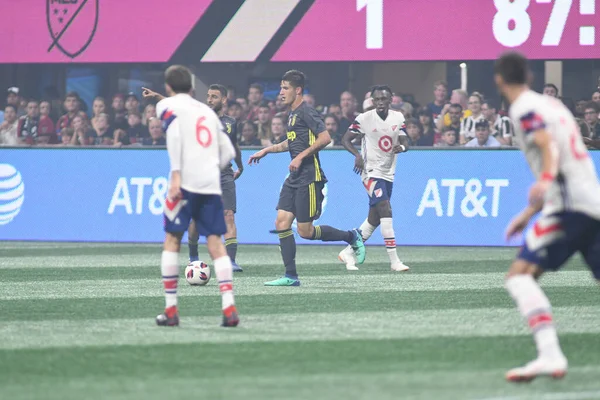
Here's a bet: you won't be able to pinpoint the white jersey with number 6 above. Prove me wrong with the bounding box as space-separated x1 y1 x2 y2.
510 90 600 219
157 93 235 195
349 109 406 182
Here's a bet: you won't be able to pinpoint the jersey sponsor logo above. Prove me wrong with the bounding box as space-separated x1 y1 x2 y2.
287 130 297 141
378 135 393 152
288 114 297 127
0 164 25 226
416 178 509 218
46 0 99 59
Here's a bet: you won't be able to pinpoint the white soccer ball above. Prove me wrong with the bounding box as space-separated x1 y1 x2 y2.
185 261 211 286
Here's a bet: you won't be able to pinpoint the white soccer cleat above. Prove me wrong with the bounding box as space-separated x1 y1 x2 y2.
338 246 359 271
391 261 410 272
506 356 567 383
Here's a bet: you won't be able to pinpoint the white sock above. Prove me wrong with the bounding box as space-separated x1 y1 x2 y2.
343 219 377 256
161 251 179 309
214 255 235 310
380 217 400 264
505 274 563 359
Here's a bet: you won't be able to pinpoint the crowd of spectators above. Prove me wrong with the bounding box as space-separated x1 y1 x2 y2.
1 78 600 150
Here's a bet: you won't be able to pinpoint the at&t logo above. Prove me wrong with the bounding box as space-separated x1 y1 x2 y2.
0 164 25 225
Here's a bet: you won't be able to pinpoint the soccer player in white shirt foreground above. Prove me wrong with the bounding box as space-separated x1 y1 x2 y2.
155 65 239 328
495 52 600 382
339 85 411 272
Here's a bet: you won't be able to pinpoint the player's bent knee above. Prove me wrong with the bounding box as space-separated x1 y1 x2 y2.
297 225 313 239
206 235 227 259
506 259 543 280
375 201 392 218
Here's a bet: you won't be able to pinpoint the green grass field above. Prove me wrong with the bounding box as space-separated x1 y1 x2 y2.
1 242 599 400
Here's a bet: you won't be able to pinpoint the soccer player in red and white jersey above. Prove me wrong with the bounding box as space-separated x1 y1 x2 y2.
495 52 600 382
339 85 411 272
155 65 239 327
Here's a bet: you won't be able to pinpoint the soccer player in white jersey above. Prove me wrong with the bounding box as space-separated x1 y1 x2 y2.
155 65 239 328
339 85 410 271
495 52 600 382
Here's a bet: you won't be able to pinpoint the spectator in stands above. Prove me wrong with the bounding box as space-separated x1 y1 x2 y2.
17 100 40 145
482 99 513 146
324 113 341 146
329 104 343 122
464 120 501 147
113 128 128 147
125 93 140 114
459 93 485 144
142 104 156 126
61 127 74 146
246 83 264 121
89 113 113 145
226 85 236 101
583 101 600 139
43 86 62 122
6 87 25 117
363 98 374 113
304 93 316 108
543 83 559 98
391 94 403 111
592 91 600 106
575 98 588 119
239 120 261 146
340 91 358 133
56 92 81 136
437 89 471 131
91 97 106 129
38 101 56 142
111 94 127 129
0 105 19 145
256 102 272 145
270 115 287 144
228 101 243 123
426 80 448 118
435 127 459 147
417 107 436 146
400 102 414 119
126 111 148 144
70 114 93 145
236 97 249 116
274 95 287 114
405 118 426 146
142 117 165 146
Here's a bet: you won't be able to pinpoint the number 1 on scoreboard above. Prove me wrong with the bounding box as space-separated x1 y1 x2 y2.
357 0 383 49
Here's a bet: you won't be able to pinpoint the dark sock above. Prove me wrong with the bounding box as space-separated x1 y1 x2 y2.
278 229 297 278
188 239 199 261
225 237 238 262
312 225 354 244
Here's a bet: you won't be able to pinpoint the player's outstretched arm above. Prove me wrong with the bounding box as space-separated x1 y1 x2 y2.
248 140 288 165
142 87 165 102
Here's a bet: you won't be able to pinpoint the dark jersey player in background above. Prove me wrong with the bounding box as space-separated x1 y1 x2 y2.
142 84 245 272
248 70 365 286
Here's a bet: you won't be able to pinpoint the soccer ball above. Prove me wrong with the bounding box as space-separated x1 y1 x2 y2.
185 261 211 286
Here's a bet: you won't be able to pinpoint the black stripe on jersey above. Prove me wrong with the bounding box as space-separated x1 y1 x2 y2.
256 0 316 62
168 0 246 63
557 173 570 210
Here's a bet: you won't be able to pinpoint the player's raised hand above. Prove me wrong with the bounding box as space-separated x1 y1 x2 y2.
353 156 364 175
142 87 163 101
248 149 267 165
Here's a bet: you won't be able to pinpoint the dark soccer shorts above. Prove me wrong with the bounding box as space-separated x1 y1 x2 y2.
163 189 227 237
277 181 324 223
220 176 236 213
518 211 600 279
363 178 394 207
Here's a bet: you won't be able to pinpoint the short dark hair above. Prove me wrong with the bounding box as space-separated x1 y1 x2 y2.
165 65 193 94
475 119 490 129
544 83 559 94
370 85 393 97
249 83 264 94
208 84 227 97
4 104 17 113
494 51 529 85
65 91 79 100
449 103 463 112
228 100 241 109
482 99 498 110
324 113 339 125
585 101 600 113
258 101 270 110
282 70 306 92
